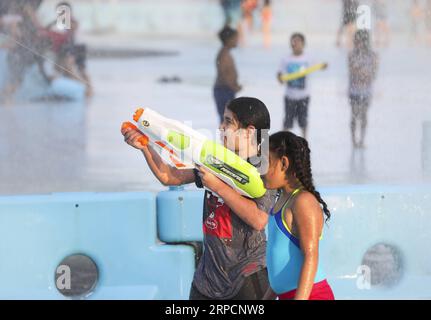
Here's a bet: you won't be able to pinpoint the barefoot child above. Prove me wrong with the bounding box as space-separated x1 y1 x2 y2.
263 131 334 300
277 33 327 139
122 97 276 300
348 30 378 148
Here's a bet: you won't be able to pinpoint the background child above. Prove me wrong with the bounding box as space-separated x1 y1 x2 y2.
214 26 242 123
348 30 379 148
277 33 326 139
263 131 334 300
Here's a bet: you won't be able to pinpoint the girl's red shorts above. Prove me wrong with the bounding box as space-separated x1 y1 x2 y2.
278 279 335 300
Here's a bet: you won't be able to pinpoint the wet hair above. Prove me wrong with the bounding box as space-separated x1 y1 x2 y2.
353 29 371 51
226 97 271 155
290 32 305 45
218 25 238 45
269 131 331 222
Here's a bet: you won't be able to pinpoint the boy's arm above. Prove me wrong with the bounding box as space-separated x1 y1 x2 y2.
122 126 195 186
141 146 195 186
277 59 284 84
197 166 269 231
277 72 283 84
292 193 323 300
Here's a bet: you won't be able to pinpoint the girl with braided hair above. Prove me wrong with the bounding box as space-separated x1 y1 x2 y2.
262 131 334 300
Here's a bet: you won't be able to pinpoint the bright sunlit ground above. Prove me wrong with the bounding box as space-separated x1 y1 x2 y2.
1 33 430 195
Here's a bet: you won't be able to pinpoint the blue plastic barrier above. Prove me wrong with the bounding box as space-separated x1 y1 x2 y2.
157 187 204 243
1 185 430 299
0 192 195 300
319 185 431 299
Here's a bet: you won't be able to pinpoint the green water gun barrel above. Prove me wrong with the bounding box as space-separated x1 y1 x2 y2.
199 140 266 198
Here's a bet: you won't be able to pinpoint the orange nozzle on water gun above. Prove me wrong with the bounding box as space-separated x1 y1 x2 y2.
133 108 144 122
121 121 149 146
121 121 138 131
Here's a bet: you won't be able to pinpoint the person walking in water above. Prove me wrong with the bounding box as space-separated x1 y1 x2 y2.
214 26 242 123
348 30 379 148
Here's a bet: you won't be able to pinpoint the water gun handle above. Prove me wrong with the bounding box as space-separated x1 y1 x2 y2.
121 122 149 147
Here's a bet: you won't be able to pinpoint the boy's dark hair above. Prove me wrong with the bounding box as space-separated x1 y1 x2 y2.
290 32 306 44
269 131 331 222
226 97 271 155
218 25 238 45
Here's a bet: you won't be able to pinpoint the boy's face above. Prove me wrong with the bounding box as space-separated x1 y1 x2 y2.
219 108 241 152
219 108 254 153
291 36 304 55
263 152 288 189
227 34 239 48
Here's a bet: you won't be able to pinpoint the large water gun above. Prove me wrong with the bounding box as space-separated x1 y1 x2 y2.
280 63 327 82
121 108 266 199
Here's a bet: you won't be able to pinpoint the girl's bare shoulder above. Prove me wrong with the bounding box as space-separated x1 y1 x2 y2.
292 191 321 214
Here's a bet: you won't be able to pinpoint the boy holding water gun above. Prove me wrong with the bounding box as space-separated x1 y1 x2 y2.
121 97 277 300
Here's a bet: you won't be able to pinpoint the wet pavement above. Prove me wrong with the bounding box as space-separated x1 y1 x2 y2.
1 35 430 195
